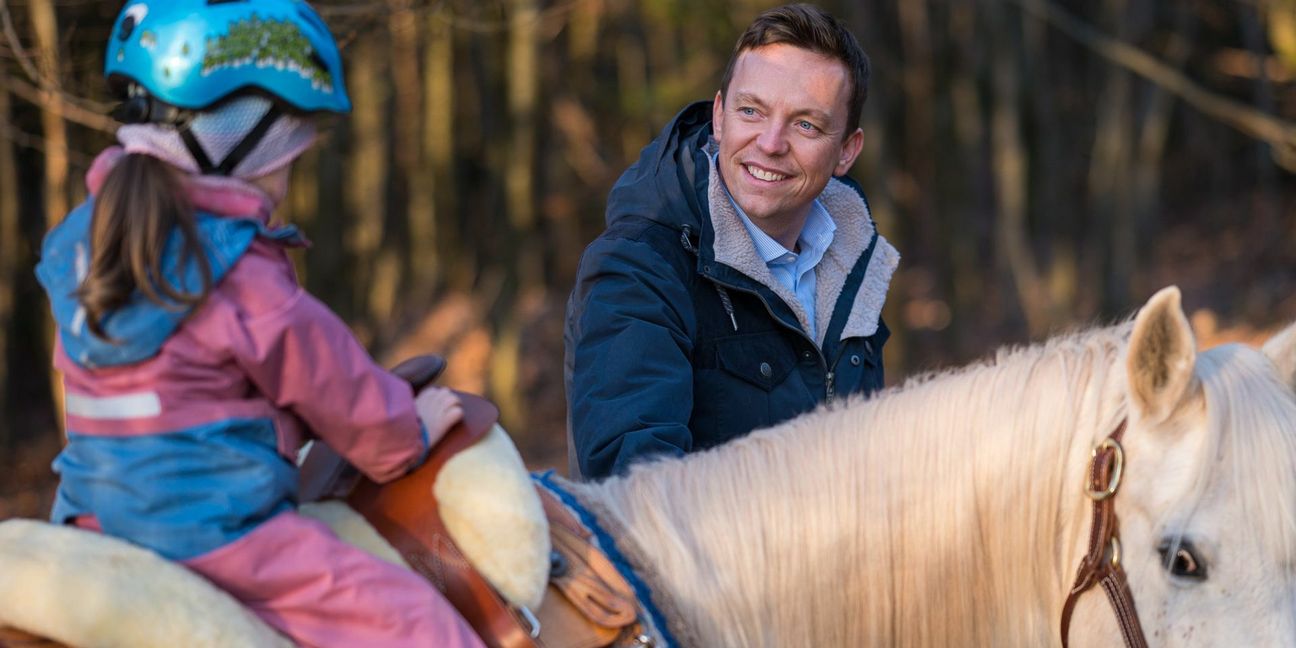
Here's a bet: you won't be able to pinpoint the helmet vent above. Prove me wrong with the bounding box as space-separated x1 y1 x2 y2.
118 4 148 41
119 16 137 41
308 49 327 74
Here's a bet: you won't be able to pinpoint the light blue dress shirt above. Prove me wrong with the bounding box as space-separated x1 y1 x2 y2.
728 194 837 336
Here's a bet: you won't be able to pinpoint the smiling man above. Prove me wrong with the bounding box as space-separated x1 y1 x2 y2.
564 4 900 479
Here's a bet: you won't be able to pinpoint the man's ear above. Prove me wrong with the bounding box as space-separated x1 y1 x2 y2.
834 128 864 176
712 90 725 141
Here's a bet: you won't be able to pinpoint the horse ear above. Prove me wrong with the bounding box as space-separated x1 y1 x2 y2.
1127 286 1197 424
1262 322 1296 391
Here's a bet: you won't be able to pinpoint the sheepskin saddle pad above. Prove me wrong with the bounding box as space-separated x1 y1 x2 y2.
0 423 550 647
0 519 293 647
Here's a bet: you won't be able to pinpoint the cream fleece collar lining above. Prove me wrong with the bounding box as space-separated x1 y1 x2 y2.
707 157 900 346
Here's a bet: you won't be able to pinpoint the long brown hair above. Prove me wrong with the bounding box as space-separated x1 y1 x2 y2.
76 153 212 339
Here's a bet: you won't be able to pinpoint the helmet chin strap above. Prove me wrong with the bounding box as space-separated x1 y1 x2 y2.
177 104 283 177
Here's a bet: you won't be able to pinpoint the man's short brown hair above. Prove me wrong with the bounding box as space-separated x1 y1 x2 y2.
719 4 870 138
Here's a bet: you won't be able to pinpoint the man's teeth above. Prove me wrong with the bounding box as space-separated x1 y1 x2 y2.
746 165 787 182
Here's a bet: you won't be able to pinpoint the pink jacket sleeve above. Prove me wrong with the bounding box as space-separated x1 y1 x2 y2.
218 243 431 483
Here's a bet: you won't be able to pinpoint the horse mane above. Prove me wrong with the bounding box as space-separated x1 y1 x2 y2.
568 322 1140 646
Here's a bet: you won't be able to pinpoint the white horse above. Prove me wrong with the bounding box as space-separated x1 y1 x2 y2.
3 286 1295 647
558 286 1296 646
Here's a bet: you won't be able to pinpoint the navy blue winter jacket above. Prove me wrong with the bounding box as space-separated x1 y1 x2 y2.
564 102 900 479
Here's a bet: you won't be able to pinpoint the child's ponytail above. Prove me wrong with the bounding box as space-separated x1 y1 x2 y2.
76 153 212 339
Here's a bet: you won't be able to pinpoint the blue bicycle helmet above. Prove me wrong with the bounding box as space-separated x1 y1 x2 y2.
105 0 350 115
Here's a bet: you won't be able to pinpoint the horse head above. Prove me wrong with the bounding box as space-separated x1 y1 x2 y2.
1069 287 1296 646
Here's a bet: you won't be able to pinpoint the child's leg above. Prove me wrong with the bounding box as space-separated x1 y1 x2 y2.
185 511 484 648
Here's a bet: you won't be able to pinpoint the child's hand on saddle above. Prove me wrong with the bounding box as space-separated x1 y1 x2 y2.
415 386 465 443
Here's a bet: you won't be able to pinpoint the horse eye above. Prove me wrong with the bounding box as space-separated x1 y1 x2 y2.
1157 540 1207 580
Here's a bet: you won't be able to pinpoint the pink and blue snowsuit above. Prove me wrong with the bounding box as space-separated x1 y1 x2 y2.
36 148 483 648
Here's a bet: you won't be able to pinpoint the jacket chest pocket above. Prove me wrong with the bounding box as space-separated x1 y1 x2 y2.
692 331 810 449
714 333 795 392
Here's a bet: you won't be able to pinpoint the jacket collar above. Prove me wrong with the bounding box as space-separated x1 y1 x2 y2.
703 152 899 345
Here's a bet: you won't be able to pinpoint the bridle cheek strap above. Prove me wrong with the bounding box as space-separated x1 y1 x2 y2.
1059 420 1149 648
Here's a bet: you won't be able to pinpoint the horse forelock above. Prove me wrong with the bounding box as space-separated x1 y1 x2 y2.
1182 345 1296 570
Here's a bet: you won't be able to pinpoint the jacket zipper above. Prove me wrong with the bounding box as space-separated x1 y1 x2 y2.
824 341 858 403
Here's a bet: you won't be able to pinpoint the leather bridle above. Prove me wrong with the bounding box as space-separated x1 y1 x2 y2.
1059 420 1150 648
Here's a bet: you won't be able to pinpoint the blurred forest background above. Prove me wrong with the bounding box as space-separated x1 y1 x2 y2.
2 0 1296 519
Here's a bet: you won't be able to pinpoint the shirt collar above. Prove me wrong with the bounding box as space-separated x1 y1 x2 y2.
799 200 837 260
725 189 836 266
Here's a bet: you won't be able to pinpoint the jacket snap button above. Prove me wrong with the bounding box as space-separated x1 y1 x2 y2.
802 350 813 361
759 362 773 378
850 355 862 366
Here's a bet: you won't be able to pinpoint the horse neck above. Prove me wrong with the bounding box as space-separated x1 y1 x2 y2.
573 333 1128 647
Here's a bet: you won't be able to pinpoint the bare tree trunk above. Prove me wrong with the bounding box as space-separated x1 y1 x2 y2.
568 0 602 63
507 0 541 287
615 23 649 160
546 0 608 286
424 9 462 289
389 0 424 299
286 147 319 283
344 36 393 341
1240 2 1279 253
306 124 348 312
1266 0 1296 248
1087 0 1136 310
494 0 543 430
0 67 16 447
1267 0 1296 71
1131 6 1194 247
1021 6 1080 322
405 5 437 293
29 0 66 428
989 0 1051 338
946 2 991 353
637 0 677 109
846 1 907 375
28 0 65 229
897 0 935 216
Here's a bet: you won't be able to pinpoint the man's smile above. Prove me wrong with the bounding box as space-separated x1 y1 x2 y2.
744 163 791 183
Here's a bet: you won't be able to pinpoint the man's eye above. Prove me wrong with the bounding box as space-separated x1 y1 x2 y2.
797 120 819 132
739 107 757 116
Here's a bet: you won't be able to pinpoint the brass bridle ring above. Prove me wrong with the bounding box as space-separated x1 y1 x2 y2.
1084 438 1124 501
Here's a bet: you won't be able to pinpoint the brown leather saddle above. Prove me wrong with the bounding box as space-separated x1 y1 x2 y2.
302 356 651 648
0 356 650 648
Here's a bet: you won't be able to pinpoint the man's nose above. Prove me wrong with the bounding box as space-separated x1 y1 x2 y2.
756 122 789 156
